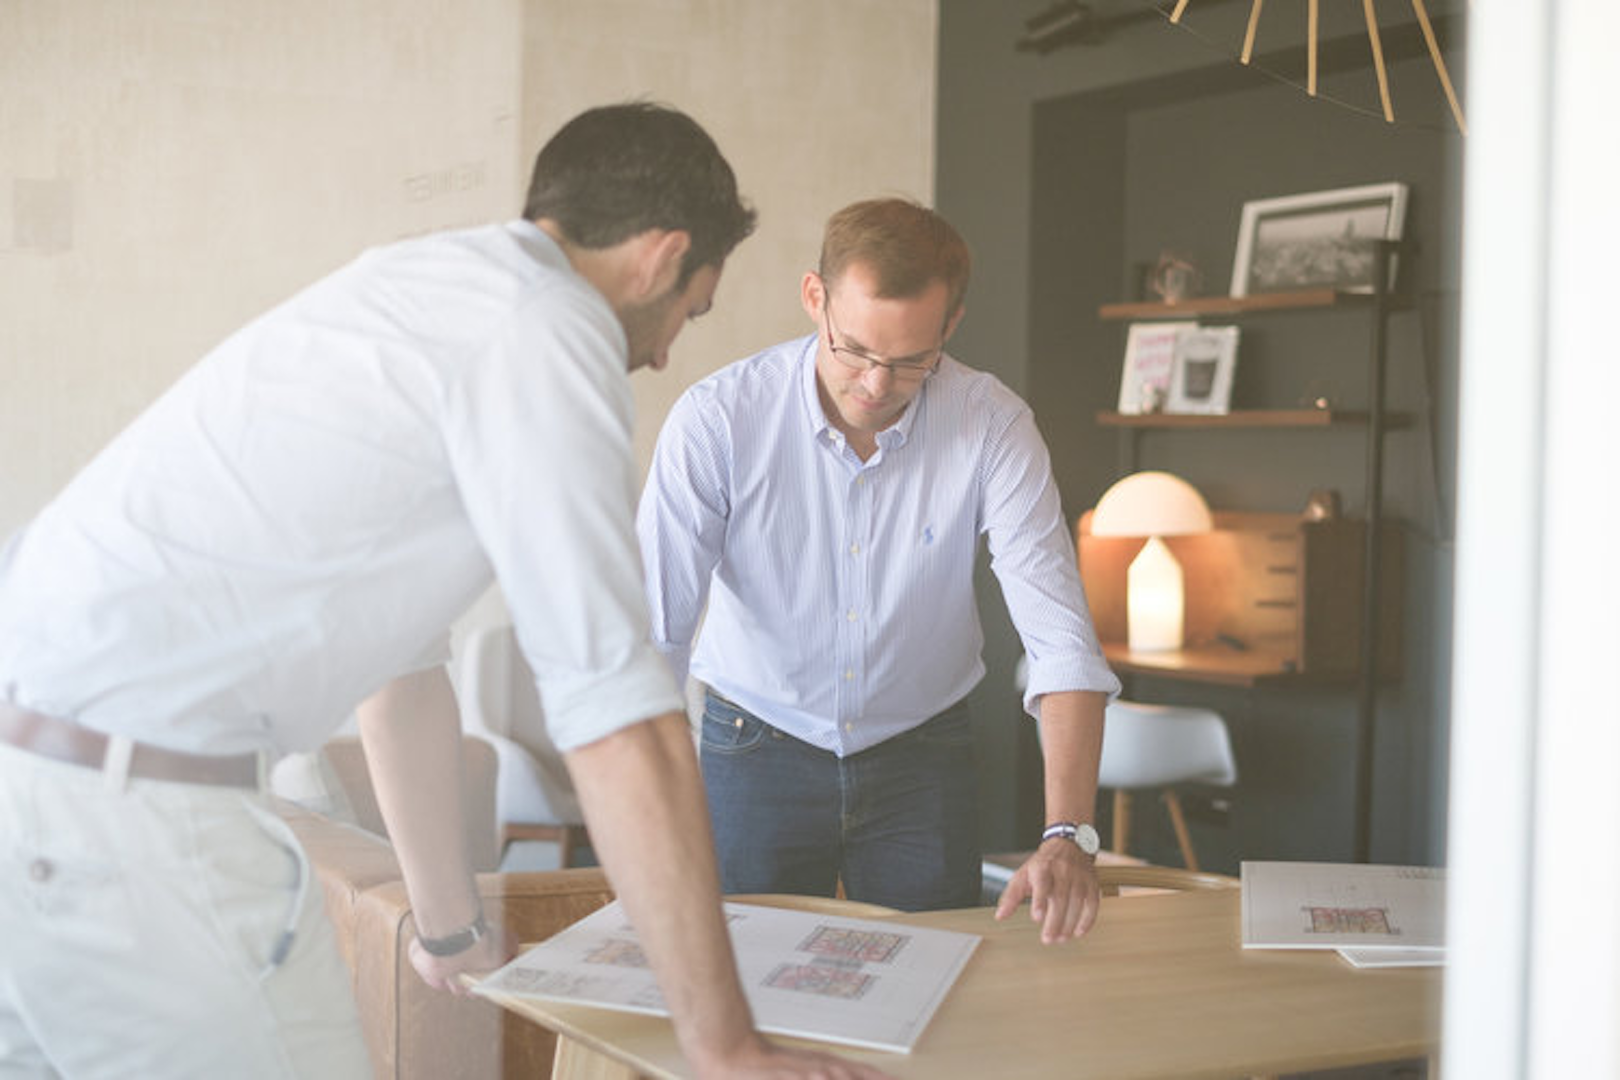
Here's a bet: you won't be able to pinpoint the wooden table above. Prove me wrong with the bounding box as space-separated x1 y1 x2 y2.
480 890 1441 1080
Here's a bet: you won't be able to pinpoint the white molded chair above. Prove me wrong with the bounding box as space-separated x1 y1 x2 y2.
455 624 589 868
1016 656 1237 871
1100 700 1237 871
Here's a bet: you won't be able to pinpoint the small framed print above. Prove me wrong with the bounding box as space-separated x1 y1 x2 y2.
1166 326 1239 415
1230 181 1409 297
1117 321 1197 414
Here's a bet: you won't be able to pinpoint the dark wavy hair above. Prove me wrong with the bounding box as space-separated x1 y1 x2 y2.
523 102 757 287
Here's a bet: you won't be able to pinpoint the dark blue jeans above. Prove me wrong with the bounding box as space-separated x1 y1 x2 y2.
699 690 982 912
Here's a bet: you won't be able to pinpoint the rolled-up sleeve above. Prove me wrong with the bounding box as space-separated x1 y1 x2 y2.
441 284 683 751
980 405 1120 718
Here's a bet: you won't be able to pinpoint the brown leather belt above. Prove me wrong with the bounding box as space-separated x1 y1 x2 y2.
0 702 259 788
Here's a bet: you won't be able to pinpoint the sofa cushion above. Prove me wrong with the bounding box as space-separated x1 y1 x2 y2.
278 797 403 975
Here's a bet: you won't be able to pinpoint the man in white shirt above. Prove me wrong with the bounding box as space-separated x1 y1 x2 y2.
0 103 887 1080
639 198 1120 940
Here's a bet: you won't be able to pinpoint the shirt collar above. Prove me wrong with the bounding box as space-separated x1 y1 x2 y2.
795 335 931 453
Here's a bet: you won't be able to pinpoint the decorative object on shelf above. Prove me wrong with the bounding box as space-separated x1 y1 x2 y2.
1303 488 1342 522
1116 321 1197 415
1166 325 1239 415
1091 470 1213 652
1230 181 1408 298
1149 251 1203 304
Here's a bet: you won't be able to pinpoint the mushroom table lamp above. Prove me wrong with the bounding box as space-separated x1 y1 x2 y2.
1090 471 1213 652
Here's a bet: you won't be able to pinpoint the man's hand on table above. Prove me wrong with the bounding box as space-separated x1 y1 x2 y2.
992 841 1101 944
410 928 514 997
691 1032 897 1079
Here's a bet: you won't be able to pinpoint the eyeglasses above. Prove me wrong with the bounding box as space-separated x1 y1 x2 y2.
823 293 943 381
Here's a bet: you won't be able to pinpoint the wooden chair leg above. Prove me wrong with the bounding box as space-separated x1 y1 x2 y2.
1111 789 1132 856
558 824 589 869
553 1035 642 1079
1162 790 1200 871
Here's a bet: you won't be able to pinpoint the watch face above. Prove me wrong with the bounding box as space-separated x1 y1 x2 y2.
1075 823 1101 856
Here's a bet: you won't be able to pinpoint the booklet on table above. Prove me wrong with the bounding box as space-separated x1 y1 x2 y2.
475 899 980 1054
1240 861 1445 967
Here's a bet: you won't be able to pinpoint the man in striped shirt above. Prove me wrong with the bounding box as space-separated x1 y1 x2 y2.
638 198 1119 942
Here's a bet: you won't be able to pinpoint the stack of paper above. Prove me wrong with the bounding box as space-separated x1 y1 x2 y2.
475 900 980 1054
1240 861 1445 968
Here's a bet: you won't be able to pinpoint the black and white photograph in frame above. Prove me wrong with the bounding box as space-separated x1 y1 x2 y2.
1229 182 1408 298
1166 326 1239 415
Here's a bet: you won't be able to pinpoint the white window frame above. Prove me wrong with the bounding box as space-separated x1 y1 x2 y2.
1446 2 1620 1076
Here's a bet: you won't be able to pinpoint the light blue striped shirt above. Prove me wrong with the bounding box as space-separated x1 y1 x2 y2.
637 334 1119 757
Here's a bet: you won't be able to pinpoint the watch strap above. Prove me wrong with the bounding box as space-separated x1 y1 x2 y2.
417 911 490 957
1041 821 1100 856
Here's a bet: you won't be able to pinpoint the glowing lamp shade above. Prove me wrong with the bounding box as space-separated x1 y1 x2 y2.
1091 471 1213 652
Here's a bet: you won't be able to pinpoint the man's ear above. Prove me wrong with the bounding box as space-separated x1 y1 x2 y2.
636 229 692 299
944 302 966 341
800 271 825 323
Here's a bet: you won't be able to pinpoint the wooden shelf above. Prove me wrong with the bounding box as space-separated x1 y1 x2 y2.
1096 408 1366 429
1098 289 1383 321
1100 642 1331 688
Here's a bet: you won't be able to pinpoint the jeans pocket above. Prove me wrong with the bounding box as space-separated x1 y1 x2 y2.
913 703 975 751
700 696 768 755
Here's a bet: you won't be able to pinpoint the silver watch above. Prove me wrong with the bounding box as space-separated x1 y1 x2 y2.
1041 821 1100 857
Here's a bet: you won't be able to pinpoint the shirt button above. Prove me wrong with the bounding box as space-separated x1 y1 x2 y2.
844 723 855 733
856 476 865 486
846 610 858 621
849 543 860 555
28 858 53 883
844 670 854 681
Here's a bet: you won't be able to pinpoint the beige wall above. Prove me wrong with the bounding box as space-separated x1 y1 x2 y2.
0 0 937 548
520 1 937 475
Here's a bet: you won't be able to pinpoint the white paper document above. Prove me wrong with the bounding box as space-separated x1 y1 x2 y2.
1240 861 1445 957
474 900 981 1054
1335 946 1445 969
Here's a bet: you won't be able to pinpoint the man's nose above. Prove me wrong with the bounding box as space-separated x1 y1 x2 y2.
861 362 895 390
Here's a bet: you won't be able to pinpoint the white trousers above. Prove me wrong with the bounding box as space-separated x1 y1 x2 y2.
0 742 370 1079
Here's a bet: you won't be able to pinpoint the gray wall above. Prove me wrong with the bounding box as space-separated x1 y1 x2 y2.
940 1 1464 870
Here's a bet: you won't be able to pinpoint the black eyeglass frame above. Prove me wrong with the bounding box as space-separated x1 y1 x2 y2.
821 290 946 381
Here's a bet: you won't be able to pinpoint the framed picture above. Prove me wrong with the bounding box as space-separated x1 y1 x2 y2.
1116 321 1197 414
1166 326 1239 415
1229 182 1409 297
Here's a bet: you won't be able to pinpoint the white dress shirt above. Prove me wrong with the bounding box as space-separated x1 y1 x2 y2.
637 334 1119 758
0 221 682 756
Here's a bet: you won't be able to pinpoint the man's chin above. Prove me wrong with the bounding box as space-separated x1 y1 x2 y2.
846 401 895 428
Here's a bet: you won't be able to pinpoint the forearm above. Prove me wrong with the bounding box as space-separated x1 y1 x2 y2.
566 711 761 1072
1037 690 1107 830
357 668 481 936
992 689 1108 942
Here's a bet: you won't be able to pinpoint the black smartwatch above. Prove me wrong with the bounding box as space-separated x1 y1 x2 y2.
417 912 490 957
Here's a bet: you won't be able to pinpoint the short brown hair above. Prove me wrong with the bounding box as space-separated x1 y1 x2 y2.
817 198 971 321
